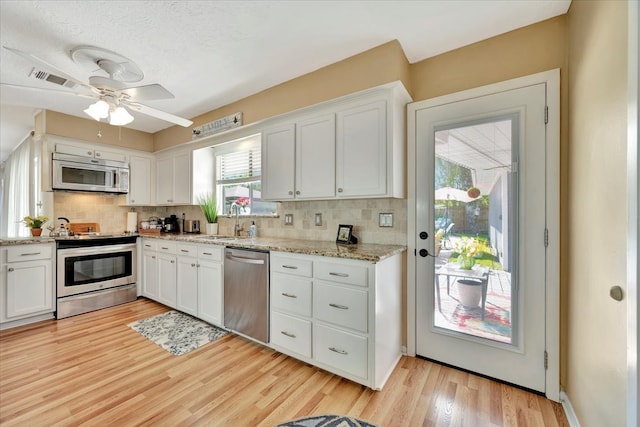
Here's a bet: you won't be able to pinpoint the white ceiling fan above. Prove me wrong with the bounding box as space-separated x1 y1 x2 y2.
2 45 193 127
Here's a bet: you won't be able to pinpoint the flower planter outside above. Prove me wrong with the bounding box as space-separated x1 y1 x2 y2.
457 279 482 308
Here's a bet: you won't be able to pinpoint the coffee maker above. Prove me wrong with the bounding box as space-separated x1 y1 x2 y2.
162 215 180 233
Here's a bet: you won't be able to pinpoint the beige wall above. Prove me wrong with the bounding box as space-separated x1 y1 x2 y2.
42 110 154 152
153 40 411 151
567 1 628 425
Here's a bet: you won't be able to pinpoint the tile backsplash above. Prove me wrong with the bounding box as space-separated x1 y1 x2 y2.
54 193 407 245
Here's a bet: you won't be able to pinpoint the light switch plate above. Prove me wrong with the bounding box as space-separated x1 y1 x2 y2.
379 213 393 227
284 214 294 225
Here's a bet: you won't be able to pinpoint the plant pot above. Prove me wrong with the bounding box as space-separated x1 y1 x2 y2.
457 279 482 308
30 228 42 237
205 223 218 235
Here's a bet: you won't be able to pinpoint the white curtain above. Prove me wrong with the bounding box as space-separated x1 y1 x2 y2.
2 137 32 237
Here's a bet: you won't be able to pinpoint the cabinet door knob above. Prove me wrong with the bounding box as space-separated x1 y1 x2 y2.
191 263 196 267
7 268 14 272
337 188 343 193
95 152 101 157
87 151 93 155
131 199 135 203
288 191 293 195
295 190 300 195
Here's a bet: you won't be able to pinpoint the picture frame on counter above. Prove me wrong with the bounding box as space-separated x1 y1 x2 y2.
336 224 358 245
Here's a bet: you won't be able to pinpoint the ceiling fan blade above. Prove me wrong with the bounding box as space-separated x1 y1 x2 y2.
3 46 98 94
0 82 96 100
126 102 193 127
119 83 174 101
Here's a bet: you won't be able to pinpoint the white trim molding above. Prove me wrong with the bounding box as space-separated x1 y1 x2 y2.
560 391 582 427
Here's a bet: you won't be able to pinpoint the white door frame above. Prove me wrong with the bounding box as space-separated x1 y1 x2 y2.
407 69 560 401
626 2 638 425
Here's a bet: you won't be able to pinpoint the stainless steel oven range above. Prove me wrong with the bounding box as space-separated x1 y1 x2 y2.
56 235 137 319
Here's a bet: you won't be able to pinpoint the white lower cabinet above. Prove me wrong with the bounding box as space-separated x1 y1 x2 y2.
142 238 223 327
1 244 55 327
269 250 403 390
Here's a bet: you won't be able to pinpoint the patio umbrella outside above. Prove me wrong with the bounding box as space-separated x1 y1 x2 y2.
434 187 476 203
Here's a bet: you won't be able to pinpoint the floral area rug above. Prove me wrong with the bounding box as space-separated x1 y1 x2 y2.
128 310 228 356
276 414 378 427
435 288 512 344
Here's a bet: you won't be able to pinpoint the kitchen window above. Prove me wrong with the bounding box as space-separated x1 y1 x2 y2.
215 134 276 216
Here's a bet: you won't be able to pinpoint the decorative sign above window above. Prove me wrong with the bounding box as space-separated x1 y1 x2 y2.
192 112 243 139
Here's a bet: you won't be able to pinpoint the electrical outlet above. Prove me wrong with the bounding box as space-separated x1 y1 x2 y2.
379 213 393 227
284 214 294 225
314 213 322 226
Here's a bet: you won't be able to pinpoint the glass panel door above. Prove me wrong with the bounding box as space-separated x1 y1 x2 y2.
433 116 517 345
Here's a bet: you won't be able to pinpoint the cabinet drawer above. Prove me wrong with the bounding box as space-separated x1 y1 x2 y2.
313 282 367 332
156 241 177 254
271 311 311 358
7 244 52 262
271 273 312 317
197 245 223 262
314 323 367 379
141 239 158 251
177 243 197 257
271 254 312 277
315 261 368 287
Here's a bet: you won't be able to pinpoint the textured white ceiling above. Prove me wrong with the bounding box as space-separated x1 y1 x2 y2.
0 0 571 162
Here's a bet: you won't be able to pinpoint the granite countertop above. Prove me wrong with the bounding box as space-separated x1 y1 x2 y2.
143 234 406 262
1 233 406 262
0 237 56 245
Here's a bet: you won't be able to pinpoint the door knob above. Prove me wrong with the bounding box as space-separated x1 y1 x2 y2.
419 249 429 257
419 231 428 240
610 285 624 301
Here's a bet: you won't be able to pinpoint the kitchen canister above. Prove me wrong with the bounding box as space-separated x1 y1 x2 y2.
126 211 138 233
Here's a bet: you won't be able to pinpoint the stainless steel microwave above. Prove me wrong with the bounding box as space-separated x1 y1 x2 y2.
52 152 129 193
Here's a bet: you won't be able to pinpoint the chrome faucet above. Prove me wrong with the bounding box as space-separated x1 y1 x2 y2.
230 202 243 237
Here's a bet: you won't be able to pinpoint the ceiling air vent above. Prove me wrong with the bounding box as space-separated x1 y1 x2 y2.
29 67 76 89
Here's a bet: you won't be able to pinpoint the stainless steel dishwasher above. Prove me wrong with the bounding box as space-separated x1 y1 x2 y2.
224 247 270 344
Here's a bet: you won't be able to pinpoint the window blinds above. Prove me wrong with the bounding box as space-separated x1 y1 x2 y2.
216 139 261 185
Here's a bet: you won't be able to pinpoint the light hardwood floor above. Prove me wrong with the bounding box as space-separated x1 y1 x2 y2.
0 299 568 426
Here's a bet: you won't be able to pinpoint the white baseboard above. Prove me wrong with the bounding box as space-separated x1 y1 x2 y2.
559 391 581 427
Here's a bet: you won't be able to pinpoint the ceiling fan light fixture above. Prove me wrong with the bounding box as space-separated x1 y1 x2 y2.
109 106 134 126
83 99 109 121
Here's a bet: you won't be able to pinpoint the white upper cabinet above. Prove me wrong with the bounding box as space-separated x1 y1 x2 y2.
295 114 335 199
156 151 191 205
55 142 127 162
262 115 335 201
262 124 296 200
125 155 153 206
261 82 410 201
336 100 387 198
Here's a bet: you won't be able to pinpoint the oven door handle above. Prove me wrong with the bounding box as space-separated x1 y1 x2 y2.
57 243 137 256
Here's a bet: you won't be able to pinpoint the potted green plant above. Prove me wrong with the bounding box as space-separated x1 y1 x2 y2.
197 193 218 235
23 215 49 237
453 237 478 270
467 186 481 199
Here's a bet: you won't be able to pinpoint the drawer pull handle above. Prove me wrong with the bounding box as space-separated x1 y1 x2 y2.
329 347 348 355
329 303 349 310
161 247 169 250
281 293 297 298
181 249 189 253
282 265 298 269
144 245 152 248
280 331 296 338
151 256 156 259
170 260 175 264
20 252 41 256
8 268 14 272
329 272 349 278
203 252 212 255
